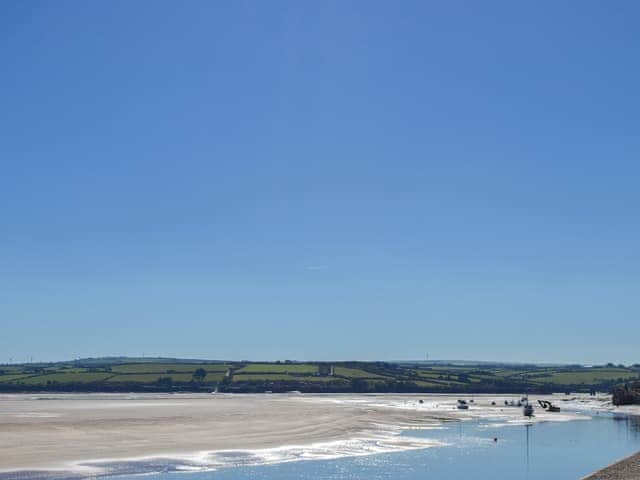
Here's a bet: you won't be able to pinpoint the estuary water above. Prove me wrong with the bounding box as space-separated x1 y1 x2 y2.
107 413 640 480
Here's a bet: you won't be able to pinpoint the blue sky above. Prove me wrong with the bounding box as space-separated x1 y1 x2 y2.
1 1 639 364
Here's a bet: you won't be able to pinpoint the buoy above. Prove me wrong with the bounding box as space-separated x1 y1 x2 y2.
494 438 498 442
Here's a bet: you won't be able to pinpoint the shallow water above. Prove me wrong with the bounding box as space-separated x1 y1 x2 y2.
104 413 640 480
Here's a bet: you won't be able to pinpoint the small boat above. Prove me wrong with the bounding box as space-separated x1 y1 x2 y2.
457 399 469 410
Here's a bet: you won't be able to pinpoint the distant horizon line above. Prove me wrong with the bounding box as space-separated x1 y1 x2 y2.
3 355 637 368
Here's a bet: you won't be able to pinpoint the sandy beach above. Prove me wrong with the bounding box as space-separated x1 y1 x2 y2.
0 393 444 474
0 392 619 476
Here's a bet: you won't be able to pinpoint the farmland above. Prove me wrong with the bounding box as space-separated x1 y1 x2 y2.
0 359 637 394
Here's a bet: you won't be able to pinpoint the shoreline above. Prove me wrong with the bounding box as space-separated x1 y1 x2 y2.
581 451 640 480
0 393 453 476
0 393 619 478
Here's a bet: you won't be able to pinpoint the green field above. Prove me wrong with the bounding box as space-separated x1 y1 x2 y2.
233 374 338 383
527 369 637 385
0 359 637 394
12 372 114 385
110 363 231 374
332 366 387 379
0 362 228 388
0 374 35 383
235 364 318 374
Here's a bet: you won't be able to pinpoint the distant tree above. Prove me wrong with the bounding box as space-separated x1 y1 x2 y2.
157 376 173 387
351 378 368 392
613 381 640 406
193 368 207 382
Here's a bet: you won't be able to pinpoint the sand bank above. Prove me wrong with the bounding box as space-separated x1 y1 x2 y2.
0 393 592 476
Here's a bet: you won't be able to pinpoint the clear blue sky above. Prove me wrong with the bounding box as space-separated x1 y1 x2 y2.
1 1 639 364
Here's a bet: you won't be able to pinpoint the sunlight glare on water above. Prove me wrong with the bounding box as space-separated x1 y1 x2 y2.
105 415 640 480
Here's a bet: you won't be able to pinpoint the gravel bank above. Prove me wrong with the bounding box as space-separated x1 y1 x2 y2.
581 451 640 480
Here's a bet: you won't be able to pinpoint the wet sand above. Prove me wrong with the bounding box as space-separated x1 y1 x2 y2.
0 393 599 475
0 393 448 473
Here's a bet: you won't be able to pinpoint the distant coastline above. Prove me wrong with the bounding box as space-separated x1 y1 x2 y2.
1 358 637 395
